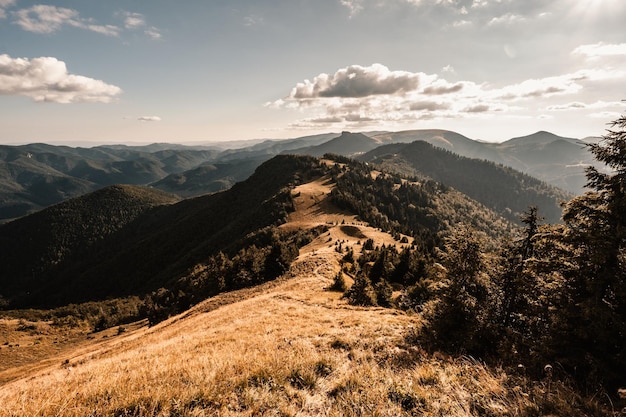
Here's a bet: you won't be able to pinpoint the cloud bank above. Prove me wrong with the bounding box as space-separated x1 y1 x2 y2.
0 54 122 103
269 60 624 130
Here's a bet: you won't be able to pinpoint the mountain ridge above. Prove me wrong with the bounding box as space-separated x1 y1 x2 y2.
0 128 595 222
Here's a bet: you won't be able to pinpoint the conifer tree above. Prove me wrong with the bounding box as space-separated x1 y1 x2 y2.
556 111 626 389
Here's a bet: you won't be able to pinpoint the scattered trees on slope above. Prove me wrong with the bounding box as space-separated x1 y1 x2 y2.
404 112 626 398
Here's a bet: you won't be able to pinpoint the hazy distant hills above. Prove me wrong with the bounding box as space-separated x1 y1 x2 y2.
370 130 594 192
151 157 266 197
0 128 598 222
0 144 218 221
287 131 381 156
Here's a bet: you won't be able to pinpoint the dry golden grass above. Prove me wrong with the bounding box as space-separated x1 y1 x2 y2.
0 176 605 416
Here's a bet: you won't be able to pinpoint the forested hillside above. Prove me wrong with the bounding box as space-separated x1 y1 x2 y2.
0 155 326 309
361 140 570 224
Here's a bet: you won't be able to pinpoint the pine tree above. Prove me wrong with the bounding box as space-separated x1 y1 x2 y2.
556 111 626 390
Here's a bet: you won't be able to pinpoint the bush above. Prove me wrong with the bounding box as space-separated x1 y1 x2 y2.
328 272 347 292
345 276 377 306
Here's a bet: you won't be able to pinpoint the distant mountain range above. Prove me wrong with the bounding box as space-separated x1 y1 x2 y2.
0 129 597 222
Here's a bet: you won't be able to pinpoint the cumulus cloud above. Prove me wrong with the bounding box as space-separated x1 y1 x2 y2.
409 101 450 111
138 116 162 122
289 64 420 99
13 5 121 36
0 54 122 103
464 103 491 113
423 81 464 95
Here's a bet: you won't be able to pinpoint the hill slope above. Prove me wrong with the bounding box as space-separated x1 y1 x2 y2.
0 175 602 416
0 184 179 298
371 129 593 193
290 131 381 157
361 140 570 224
0 155 325 308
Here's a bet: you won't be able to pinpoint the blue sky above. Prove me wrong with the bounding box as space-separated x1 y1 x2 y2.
1 0 625 145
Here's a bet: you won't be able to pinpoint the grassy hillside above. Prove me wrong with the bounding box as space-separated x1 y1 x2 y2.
0 172 612 416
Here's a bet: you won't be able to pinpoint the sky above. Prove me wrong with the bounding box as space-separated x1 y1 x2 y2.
0 0 625 145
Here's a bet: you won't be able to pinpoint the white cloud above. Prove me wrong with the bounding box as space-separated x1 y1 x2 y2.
13 5 121 36
452 19 473 28
144 27 162 40
0 54 122 103
340 0 364 17
118 10 162 39
546 102 586 111
547 100 624 112
409 100 450 111
494 74 585 100
12 6 162 39
289 64 420 99
422 80 464 95
487 13 525 26
572 42 626 59
0 0 15 16
138 116 162 122
270 62 626 132
122 12 145 29
243 14 265 27
442 65 455 73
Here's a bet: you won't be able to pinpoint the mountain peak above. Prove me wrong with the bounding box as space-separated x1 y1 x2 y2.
503 131 579 146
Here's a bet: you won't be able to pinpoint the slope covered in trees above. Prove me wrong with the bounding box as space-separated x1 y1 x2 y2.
361 140 570 224
0 155 326 309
